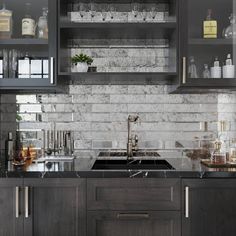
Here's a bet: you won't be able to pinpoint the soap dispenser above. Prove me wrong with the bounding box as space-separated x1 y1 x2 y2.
223 54 235 78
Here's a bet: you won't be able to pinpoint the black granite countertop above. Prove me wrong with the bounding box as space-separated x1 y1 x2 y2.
1 157 236 178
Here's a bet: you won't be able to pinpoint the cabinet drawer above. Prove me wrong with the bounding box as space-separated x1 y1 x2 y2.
87 178 180 210
87 211 181 236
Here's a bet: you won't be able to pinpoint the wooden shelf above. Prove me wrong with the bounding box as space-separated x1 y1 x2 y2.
0 38 48 45
181 78 236 88
189 38 235 45
60 21 177 29
59 72 177 83
60 22 177 39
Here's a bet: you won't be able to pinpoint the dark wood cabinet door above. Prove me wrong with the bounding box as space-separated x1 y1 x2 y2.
87 211 181 236
23 178 86 236
0 179 23 236
87 178 180 211
182 179 236 236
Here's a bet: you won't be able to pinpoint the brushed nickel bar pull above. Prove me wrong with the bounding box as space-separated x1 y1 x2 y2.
50 57 54 84
117 213 149 219
182 57 187 84
15 187 19 218
25 187 29 218
185 186 189 218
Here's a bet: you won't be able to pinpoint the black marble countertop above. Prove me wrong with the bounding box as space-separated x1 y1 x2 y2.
1 157 236 178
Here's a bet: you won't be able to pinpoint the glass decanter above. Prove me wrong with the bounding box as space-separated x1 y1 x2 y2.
37 7 48 39
202 64 210 78
188 56 198 78
224 14 236 39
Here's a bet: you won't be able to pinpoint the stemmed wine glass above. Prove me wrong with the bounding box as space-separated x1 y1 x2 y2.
141 7 147 22
131 2 140 19
90 2 96 20
101 3 108 21
109 4 116 20
79 2 87 19
150 5 157 20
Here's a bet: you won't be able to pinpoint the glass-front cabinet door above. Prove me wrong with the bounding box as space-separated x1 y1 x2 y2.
180 0 236 88
0 0 57 90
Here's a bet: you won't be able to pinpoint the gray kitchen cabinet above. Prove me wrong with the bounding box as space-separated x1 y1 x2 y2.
87 178 181 236
182 179 236 236
87 211 181 236
87 178 181 211
23 178 86 236
0 179 24 236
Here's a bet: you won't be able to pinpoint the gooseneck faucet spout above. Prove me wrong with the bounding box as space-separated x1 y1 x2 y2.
127 115 140 160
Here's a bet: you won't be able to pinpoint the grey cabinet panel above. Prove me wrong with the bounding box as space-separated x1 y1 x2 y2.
182 179 236 236
0 179 23 236
87 211 181 236
23 178 86 236
87 178 180 211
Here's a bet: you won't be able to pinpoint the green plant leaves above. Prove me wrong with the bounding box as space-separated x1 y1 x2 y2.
71 53 93 65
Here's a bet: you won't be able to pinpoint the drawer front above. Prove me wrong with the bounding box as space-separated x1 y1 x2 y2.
87 178 180 210
87 211 181 236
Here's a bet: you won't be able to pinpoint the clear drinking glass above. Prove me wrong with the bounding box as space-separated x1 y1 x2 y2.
79 2 87 18
150 5 157 20
90 2 96 19
131 2 140 19
141 8 147 21
101 4 108 21
109 4 116 20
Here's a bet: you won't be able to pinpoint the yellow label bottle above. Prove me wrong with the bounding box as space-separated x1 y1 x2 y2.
203 9 217 38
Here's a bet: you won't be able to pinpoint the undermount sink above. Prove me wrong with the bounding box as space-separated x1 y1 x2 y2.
92 159 175 170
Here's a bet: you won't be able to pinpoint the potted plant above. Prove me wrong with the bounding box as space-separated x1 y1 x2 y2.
71 53 93 72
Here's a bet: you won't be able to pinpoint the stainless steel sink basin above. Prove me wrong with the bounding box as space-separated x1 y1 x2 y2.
92 159 175 170
98 151 160 158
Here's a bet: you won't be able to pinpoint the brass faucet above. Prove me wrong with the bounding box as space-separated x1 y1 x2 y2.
127 115 140 160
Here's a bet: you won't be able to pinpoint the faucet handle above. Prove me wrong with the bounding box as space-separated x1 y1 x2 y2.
133 135 139 151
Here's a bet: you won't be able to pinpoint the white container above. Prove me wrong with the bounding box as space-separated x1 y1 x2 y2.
210 66 221 78
72 62 88 73
223 65 235 78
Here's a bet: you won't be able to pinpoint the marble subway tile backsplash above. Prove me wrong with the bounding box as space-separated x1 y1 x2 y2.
1 85 236 158
1 85 236 159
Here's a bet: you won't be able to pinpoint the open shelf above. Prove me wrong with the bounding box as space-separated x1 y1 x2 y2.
0 38 48 45
59 71 177 82
60 21 176 29
189 38 235 46
181 78 236 88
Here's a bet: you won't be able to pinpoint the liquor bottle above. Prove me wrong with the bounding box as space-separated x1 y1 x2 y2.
5 132 15 161
37 7 48 39
202 64 210 78
0 3 13 39
188 56 198 78
22 3 36 38
203 9 217 38
18 52 31 78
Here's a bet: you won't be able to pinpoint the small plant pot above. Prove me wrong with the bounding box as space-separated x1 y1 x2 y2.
72 62 89 72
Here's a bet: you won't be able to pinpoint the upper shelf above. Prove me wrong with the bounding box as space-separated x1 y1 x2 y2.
60 22 177 39
60 21 176 29
189 38 235 46
0 38 48 45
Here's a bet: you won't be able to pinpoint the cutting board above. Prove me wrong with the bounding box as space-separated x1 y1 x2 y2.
201 160 236 168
